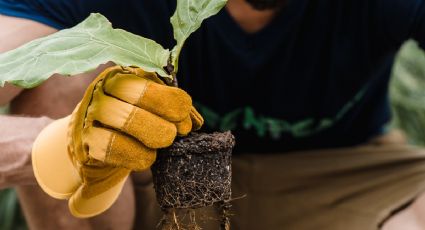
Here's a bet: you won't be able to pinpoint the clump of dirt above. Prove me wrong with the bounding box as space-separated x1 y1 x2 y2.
151 131 235 229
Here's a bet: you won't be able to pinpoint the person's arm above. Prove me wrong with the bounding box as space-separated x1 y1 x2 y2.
0 8 137 230
0 14 58 105
0 84 21 106
0 14 57 188
0 115 52 189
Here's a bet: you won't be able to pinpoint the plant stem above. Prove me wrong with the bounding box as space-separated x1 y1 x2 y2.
165 56 178 87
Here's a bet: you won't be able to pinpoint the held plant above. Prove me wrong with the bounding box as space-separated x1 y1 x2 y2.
0 0 236 229
0 0 227 88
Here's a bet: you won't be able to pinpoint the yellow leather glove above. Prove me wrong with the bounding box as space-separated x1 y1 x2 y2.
68 66 203 205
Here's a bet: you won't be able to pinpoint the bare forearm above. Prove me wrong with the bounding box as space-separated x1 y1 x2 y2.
0 14 58 105
0 14 57 53
0 115 52 188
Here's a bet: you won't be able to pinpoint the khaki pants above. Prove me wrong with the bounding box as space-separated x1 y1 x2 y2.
134 135 425 230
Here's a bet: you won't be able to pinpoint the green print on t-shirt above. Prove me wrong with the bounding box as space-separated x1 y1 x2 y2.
195 84 369 139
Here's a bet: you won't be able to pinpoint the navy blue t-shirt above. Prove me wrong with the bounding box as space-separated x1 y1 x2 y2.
2 0 425 153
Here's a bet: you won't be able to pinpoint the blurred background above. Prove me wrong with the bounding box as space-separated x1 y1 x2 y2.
1 40 425 229
0 105 27 229
390 40 425 145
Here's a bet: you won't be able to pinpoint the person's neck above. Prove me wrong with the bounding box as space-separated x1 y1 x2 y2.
226 0 280 33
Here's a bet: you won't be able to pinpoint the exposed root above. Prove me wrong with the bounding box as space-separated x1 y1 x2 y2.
153 132 237 230
220 201 231 230
187 210 202 230
158 209 181 230
156 204 235 230
157 209 201 230
152 132 234 209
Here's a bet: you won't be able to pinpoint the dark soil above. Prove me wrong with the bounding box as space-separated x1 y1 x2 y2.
151 131 235 210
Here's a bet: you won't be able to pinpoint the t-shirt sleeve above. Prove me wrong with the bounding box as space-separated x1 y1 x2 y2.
0 0 151 30
0 0 177 52
0 0 89 29
0 0 176 41
375 0 425 49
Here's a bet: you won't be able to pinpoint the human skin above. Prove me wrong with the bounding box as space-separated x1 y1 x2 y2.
0 15 135 230
10 69 138 230
0 115 52 188
0 0 422 229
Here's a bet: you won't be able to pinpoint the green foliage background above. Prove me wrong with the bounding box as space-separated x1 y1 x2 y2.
0 105 27 230
0 189 26 230
390 40 425 145
0 40 425 229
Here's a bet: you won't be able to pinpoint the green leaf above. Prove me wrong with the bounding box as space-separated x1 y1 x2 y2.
0 189 19 230
0 13 171 88
171 0 227 71
194 102 220 128
219 108 243 131
390 40 425 146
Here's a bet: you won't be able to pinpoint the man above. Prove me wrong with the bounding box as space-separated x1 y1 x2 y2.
1 0 425 229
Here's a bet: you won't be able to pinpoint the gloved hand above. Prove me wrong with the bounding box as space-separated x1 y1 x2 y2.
68 66 203 201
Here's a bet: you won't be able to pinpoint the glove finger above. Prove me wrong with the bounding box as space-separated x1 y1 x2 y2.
190 107 204 131
175 106 205 135
87 89 177 149
122 107 177 148
175 116 192 136
103 73 192 122
82 126 156 171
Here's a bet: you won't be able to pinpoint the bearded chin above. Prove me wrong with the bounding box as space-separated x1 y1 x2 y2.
245 0 287 10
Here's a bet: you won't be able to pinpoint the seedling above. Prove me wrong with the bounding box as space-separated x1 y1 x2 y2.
153 132 234 230
0 0 235 229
